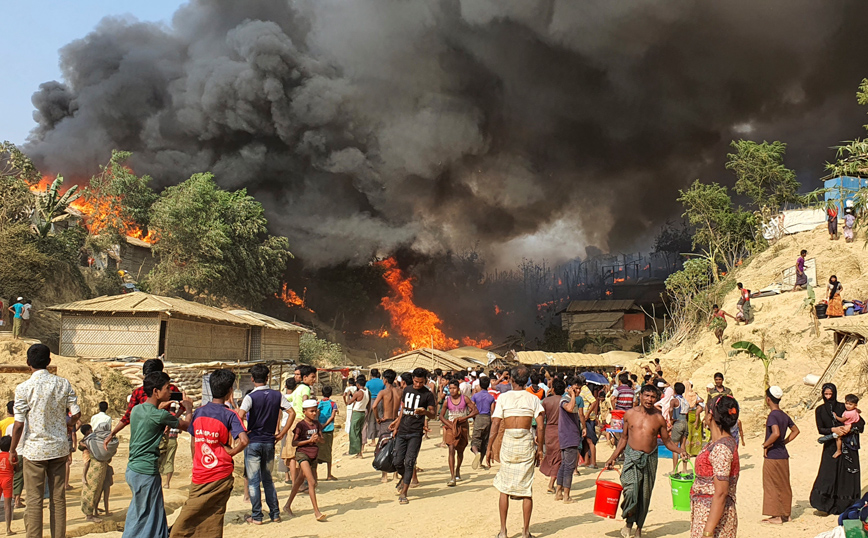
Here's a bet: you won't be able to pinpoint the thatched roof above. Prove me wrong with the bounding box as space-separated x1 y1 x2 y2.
368 348 482 374
225 309 313 334
49 292 250 326
447 346 501 365
561 300 636 313
513 350 641 368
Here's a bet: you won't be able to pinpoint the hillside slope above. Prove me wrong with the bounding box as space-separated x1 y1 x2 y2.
654 226 868 428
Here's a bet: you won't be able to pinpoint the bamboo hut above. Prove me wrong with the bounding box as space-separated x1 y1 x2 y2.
447 346 501 366
50 292 254 363
367 348 482 374
225 309 312 362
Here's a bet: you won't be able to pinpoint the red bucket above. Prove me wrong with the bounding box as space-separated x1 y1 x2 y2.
610 410 625 430
594 468 623 519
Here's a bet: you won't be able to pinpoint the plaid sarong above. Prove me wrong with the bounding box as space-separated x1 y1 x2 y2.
621 445 658 528
493 429 535 498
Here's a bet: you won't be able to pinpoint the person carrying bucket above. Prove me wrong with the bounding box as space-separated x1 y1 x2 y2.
605 384 687 538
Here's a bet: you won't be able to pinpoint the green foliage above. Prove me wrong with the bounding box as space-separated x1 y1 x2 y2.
298 333 343 367
729 339 786 391
0 224 51 299
726 140 800 213
0 141 39 184
33 175 81 238
83 150 158 242
678 180 757 279
665 258 712 308
148 173 292 307
0 173 33 231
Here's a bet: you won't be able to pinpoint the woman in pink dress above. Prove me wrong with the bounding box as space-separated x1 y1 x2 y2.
690 395 740 538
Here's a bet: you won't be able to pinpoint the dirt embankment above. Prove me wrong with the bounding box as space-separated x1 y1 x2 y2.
649 226 868 427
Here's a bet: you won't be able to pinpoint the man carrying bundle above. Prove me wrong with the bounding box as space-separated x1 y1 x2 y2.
606 384 687 538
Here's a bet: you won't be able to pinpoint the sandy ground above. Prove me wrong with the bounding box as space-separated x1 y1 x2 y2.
17 414 847 538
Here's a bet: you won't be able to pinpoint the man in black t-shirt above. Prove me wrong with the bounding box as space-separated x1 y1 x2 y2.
389 367 436 505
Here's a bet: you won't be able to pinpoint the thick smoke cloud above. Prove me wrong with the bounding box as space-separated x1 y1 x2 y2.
25 0 868 267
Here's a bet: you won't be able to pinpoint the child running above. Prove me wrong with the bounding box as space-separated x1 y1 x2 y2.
122 372 192 538
832 394 861 458
170 369 248 538
0 436 14 535
285 400 326 521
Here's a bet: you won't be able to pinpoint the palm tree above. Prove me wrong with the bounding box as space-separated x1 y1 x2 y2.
33 175 80 238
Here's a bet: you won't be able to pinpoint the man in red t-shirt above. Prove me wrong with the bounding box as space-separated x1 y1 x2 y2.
170 370 247 537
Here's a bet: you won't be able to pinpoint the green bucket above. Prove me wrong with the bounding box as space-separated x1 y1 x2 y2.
669 460 695 512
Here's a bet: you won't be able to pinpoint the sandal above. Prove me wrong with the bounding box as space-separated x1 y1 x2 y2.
399 496 409 505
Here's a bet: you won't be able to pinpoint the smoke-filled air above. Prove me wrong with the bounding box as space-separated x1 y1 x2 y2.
24 0 868 267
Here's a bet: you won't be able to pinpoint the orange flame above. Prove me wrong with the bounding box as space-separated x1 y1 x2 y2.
605 290 613 296
30 174 154 243
363 328 391 338
614 278 626 283
275 284 315 313
376 258 491 351
494 304 502 315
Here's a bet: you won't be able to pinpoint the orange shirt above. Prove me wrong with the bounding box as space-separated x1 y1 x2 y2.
0 452 13 479
526 386 545 400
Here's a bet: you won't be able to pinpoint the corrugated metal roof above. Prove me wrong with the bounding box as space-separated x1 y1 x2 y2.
225 309 313 333
563 300 635 313
514 350 640 368
562 312 624 330
49 292 250 326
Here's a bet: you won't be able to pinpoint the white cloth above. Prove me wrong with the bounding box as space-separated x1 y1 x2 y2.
21 304 31 320
240 385 292 413
459 382 472 399
14 369 80 461
492 389 543 419
90 412 112 430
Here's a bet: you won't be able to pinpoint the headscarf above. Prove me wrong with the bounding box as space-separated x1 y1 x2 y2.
829 276 841 299
685 381 699 408
821 382 838 418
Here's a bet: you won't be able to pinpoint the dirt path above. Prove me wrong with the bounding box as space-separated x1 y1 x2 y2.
59 415 852 538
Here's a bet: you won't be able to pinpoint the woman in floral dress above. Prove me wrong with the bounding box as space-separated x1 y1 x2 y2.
690 395 740 538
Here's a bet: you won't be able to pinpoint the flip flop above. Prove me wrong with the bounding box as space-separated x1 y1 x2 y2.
399 496 409 505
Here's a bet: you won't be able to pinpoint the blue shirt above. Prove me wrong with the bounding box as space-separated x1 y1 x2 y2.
10 304 23 319
366 378 385 401
471 390 495 415
317 400 337 432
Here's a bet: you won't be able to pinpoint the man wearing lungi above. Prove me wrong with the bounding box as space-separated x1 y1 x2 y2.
761 386 799 525
486 365 545 538
606 384 687 538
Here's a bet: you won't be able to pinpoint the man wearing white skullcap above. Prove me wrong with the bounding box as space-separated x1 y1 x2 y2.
761 385 799 525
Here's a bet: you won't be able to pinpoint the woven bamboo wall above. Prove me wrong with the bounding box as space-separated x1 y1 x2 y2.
260 328 300 361
166 319 248 363
60 314 160 358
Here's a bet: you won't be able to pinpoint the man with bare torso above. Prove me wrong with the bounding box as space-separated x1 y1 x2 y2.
373 369 402 482
606 384 687 538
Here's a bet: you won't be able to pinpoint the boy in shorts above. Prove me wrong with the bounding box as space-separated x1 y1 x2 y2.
286 400 326 521
669 382 690 475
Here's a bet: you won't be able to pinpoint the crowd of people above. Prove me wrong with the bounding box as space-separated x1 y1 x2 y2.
4 342 868 538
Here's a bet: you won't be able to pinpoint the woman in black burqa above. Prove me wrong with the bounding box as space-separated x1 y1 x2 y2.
810 383 865 515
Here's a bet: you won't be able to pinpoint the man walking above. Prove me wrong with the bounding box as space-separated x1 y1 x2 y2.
346 375 369 458
389 368 436 505
8 298 24 340
10 344 80 538
761 386 799 525
21 300 32 337
239 364 293 525
606 385 686 538
365 369 385 447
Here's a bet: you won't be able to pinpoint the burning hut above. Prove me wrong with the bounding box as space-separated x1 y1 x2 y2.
49 292 309 363
558 300 647 341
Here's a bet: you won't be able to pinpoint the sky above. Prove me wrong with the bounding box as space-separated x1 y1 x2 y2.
0 1 183 144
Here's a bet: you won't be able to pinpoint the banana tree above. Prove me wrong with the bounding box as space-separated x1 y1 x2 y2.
729 338 786 393
33 175 80 238
796 284 820 337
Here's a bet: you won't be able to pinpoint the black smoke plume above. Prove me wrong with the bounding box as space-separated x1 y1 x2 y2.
24 0 868 268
